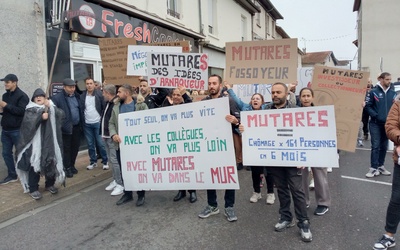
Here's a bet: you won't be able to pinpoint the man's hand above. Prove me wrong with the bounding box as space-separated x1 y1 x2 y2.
42 113 49 120
113 134 121 143
0 101 7 108
239 124 244 133
178 86 186 95
224 81 232 90
225 114 239 125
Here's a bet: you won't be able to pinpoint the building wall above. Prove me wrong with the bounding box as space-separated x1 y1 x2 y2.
358 0 400 80
119 0 201 35
0 0 48 97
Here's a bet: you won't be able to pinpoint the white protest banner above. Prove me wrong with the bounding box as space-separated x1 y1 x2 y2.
147 52 208 90
118 97 239 191
126 45 182 76
241 105 338 168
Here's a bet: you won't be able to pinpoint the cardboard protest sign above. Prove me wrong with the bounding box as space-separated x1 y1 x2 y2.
225 39 298 85
126 45 182 76
150 40 191 53
147 52 208 90
312 65 370 152
241 106 338 168
98 37 139 85
118 98 239 190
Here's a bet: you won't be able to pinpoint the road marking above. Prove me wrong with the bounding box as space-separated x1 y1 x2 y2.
341 175 392 186
0 178 111 230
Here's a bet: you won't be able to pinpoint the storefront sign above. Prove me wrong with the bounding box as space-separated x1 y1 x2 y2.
70 0 197 51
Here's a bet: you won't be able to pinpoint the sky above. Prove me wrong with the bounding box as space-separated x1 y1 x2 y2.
271 0 358 67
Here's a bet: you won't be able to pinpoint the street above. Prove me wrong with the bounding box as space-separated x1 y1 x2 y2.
0 141 396 250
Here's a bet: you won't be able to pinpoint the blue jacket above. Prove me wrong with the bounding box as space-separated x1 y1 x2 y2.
366 83 396 124
227 89 269 111
51 90 82 134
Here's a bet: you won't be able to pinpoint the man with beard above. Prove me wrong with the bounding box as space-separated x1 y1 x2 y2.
198 74 240 222
110 84 148 206
262 82 312 242
138 79 169 109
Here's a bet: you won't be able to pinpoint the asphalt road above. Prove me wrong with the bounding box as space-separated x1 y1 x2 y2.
0 141 397 250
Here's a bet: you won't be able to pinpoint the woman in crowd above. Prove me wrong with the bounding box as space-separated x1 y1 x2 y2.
299 87 331 216
225 84 275 205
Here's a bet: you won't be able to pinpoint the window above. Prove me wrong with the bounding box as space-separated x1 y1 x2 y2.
241 16 247 41
208 0 217 35
265 13 270 35
167 0 180 19
255 2 260 26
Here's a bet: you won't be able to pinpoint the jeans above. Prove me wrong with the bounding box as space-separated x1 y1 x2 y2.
207 189 235 208
362 109 370 135
1 130 20 178
83 122 108 164
269 167 309 222
385 163 400 234
103 138 122 185
369 120 388 169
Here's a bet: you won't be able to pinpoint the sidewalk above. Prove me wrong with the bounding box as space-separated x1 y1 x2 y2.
0 151 112 223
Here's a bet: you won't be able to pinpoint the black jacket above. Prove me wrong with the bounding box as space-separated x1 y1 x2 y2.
80 89 105 123
366 84 397 124
1 87 29 131
145 88 170 109
100 96 117 137
51 90 82 134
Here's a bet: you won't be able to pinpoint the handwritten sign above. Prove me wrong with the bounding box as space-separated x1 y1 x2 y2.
98 37 139 85
118 98 239 190
150 40 191 53
147 52 208 90
225 39 298 85
312 65 370 152
241 106 338 168
126 45 182 76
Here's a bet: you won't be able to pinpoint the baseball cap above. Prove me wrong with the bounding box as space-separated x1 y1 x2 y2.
0 74 18 82
63 78 76 86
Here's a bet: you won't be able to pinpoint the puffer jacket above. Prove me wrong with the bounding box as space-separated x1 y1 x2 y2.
385 101 400 163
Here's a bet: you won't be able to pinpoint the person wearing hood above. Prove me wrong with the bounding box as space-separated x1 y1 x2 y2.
15 88 65 200
365 72 397 178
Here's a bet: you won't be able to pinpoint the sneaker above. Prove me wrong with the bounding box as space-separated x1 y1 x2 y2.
198 205 219 219
327 167 332 173
298 220 312 242
250 192 262 203
378 166 391 176
314 205 329 215
274 219 295 232
366 168 380 178
30 191 42 200
357 139 364 147
0 176 18 185
87 163 97 170
309 178 315 190
364 134 369 141
105 180 117 191
102 163 109 170
373 234 396 250
45 186 58 194
266 193 275 205
111 184 124 196
224 207 237 222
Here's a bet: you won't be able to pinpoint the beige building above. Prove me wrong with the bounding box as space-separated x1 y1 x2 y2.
353 0 400 80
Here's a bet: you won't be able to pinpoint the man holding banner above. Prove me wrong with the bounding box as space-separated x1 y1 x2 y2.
198 74 240 222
